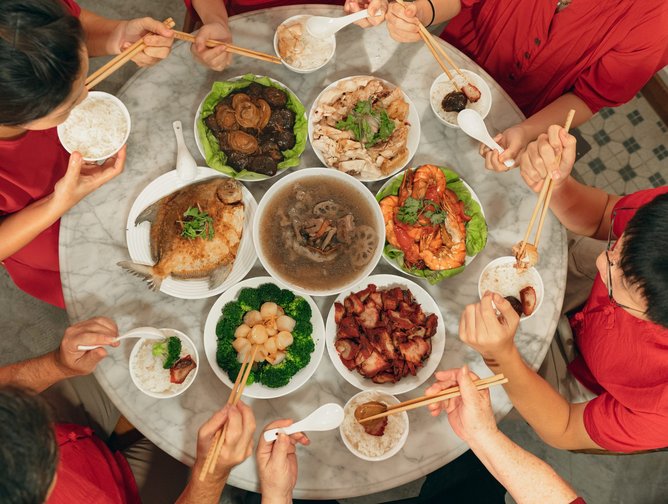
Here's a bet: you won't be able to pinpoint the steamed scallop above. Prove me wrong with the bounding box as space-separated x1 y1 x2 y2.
264 336 278 355
276 331 294 350
244 310 263 327
276 315 296 332
235 324 251 339
260 302 279 319
250 324 269 345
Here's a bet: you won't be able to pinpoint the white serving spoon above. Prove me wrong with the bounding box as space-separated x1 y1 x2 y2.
173 120 197 181
77 326 166 351
263 403 345 442
305 9 377 39
457 109 515 168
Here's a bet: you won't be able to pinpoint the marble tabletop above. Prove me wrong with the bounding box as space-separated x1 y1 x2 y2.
61 5 566 499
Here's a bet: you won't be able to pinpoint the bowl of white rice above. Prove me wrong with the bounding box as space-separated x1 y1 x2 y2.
129 328 199 399
57 91 131 162
478 256 544 321
340 390 409 461
274 15 336 74
429 69 491 129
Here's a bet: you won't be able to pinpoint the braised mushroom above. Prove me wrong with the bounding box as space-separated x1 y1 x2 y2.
235 100 262 129
227 130 258 154
263 87 288 108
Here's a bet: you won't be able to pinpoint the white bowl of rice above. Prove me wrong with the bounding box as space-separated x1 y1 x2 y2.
430 69 491 129
340 390 409 461
129 328 199 399
274 15 336 74
57 91 131 162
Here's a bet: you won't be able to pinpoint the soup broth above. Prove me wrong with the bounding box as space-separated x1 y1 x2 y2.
260 177 379 290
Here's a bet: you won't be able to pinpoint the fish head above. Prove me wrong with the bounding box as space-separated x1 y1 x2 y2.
215 179 243 204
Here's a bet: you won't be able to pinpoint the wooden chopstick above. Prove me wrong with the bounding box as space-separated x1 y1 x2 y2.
198 344 259 481
85 17 176 90
358 374 508 424
171 30 281 64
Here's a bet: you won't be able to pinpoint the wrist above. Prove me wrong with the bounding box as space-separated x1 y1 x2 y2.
467 426 504 452
482 345 519 369
107 19 129 55
50 350 77 380
414 1 431 26
261 495 291 504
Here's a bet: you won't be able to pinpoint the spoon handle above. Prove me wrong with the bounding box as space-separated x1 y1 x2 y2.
263 421 306 442
77 327 165 351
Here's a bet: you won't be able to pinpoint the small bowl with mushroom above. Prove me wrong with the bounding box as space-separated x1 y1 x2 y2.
430 69 491 129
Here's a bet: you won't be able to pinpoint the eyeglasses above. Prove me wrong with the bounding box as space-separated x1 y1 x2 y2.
605 207 646 314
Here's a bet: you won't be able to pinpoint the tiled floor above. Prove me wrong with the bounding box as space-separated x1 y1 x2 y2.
1 1 667 502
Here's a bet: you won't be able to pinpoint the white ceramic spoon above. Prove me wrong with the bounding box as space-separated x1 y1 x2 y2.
263 403 345 442
77 327 165 351
457 109 515 168
173 120 197 181
305 9 376 39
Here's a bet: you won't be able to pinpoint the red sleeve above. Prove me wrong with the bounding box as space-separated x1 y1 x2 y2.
583 392 668 452
570 499 587 504
612 187 668 237
60 0 81 17
460 0 482 7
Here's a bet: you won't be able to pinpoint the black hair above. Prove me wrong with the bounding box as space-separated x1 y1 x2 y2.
0 387 58 504
0 0 84 126
620 192 668 327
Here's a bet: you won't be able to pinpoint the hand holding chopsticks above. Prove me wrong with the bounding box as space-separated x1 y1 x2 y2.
171 30 281 65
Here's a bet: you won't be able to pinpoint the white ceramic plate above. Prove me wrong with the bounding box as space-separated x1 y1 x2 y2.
125 167 257 299
203 276 326 399
375 167 486 279
325 274 446 395
308 75 421 182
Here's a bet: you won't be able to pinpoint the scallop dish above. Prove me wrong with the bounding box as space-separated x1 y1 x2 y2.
197 75 306 178
311 76 412 180
259 176 381 292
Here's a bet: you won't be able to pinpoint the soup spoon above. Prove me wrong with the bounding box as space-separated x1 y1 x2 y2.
306 9 379 39
77 326 166 351
263 403 344 442
173 120 198 181
457 109 515 168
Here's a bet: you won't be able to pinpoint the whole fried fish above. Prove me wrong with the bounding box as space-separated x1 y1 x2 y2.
119 178 244 291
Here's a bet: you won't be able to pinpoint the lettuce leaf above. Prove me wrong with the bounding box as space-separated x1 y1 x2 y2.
375 166 488 284
196 74 307 180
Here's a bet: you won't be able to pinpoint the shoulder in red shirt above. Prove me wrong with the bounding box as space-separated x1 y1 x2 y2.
60 0 81 17
184 0 343 19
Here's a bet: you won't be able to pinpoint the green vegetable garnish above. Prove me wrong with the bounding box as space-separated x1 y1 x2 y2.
397 197 448 226
336 100 396 148
152 336 182 369
180 205 214 240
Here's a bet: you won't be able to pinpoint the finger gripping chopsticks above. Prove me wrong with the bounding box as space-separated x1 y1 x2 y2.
171 30 281 64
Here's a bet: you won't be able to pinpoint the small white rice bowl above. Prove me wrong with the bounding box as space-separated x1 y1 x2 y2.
274 15 336 74
129 328 199 398
478 256 544 321
340 390 408 461
57 91 131 162
430 69 491 128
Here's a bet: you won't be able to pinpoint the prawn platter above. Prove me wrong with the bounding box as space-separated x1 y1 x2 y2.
376 165 488 283
203 276 325 399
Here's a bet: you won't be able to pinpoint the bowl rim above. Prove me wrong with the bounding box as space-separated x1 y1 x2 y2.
340 389 409 461
129 328 199 399
57 90 131 162
252 167 386 296
477 255 545 321
273 14 336 74
429 69 491 129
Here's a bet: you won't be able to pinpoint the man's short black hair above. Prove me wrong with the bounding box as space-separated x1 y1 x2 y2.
620 192 668 327
0 0 84 126
0 387 58 504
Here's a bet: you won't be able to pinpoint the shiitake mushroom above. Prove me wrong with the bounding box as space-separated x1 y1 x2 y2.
228 151 250 172
263 87 288 108
248 155 277 176
442 91 468 113
275 130 296 150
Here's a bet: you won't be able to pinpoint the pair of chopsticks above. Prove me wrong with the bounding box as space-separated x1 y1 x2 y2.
198 344 259 481
358 374 508 424
171 30 281 64
85 18 176 90
515 109 576 261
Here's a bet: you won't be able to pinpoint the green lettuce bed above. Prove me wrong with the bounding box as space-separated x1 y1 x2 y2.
375 166 488 283
196 74 307 180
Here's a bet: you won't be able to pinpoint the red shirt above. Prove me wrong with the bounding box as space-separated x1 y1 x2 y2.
184 0 343 19
47 424 140 504
442 0 668 116
569 187 668 452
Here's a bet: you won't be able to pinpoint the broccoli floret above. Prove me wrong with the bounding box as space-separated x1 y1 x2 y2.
216 340 256 386
258 359 299 388
153 336 181 369
257 283 281 303
216 316 238 341
284 297 312 321
276 289 296 306
222 301 244 326
286 346 312 370
238 287 261 311
292 319 313 340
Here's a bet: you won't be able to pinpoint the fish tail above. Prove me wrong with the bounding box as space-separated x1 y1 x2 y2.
208 263 232 289
117 261 163 292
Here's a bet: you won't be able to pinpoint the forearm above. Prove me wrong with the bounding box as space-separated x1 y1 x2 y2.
0 352 70 392
176 464 227 504
79 9 126 56
412 0 462 27
468 430 578 504
192 0 229 25
518 93 593 144
262 497 292 504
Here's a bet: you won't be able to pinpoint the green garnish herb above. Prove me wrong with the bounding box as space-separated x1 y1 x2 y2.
397 197 448 226
180 204 214 240
335 100 396 148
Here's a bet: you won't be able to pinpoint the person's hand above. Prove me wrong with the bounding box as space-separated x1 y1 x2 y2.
52 146 126 212
519 125 577 193
385 1 426 42
54 317 120 377
479 124 529 172
424 366 499 443
257 419 310 502
459 292 520 365
116 17 175 67
191 22 233 71
344 0 388 28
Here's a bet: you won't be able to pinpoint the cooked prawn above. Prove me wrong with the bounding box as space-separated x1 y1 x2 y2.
379 195 400 248
412 164 446 200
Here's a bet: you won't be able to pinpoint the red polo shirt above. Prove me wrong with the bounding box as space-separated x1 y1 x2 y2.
442 0 668 116
184 0 343 19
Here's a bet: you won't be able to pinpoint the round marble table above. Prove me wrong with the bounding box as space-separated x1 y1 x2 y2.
61 5 566 499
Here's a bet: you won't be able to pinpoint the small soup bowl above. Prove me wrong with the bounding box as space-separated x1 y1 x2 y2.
430 69 491 129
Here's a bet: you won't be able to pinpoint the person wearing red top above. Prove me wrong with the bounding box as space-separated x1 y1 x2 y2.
383 0 668 171
0 0 175 308
458 124 668 452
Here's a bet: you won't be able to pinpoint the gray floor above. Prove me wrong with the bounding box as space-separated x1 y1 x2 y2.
1 1 667 502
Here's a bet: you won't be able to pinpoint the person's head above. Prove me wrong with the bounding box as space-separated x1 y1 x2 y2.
596 193 668 326
0 387 58 504
0 0 88 131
